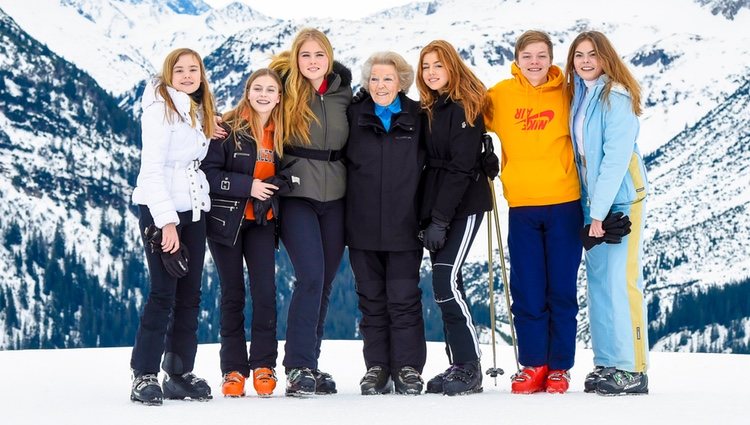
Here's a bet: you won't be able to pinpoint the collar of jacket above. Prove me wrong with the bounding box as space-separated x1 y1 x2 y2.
357 93 416 133
320 61 353 94
142 77 192 116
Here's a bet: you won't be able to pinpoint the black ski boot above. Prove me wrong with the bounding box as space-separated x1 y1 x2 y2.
425 366 451 394
596 369 648 396
131 373 163 406
393 366 424 395
360 366 393 395
313 369 337 394
286 367 316 396
162 372 212 401
443 361 483 396
584 366 607 393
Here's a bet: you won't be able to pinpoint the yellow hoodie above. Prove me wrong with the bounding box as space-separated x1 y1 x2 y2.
486 63 580 207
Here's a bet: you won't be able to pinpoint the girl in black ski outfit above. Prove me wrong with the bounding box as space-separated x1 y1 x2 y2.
416 40 493 396
201 68 295 398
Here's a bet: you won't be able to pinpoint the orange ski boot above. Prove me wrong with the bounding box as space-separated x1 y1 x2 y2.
545 369 570 394
222 371 246 397
253 367 277 397
511 365 548 394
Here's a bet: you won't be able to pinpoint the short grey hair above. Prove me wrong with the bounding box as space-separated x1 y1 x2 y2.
360 51 414 93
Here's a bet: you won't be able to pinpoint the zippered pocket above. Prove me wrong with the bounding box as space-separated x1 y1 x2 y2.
209 215 226 226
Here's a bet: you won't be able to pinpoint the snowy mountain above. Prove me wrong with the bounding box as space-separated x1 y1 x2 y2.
3 341 749 425
0 0 278 94
1 0 749 353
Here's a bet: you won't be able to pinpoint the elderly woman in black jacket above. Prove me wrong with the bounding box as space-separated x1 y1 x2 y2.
345 51 426 396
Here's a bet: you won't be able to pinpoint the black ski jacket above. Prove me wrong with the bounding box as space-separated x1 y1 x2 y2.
201 124 281 246
345 94 424 251
419 94 492 225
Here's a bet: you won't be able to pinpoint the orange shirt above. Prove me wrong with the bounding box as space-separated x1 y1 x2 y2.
244 121 277 220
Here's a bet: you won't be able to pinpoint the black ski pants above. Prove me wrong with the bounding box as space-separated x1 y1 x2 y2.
208 220 277 376
131 205 206 376
430 214 483 365
280 198 345 371
349 248 426 373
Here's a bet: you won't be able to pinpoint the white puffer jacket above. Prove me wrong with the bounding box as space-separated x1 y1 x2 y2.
131 79 211 228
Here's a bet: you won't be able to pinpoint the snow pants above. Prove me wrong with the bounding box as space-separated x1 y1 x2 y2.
280 198 345 371
208 220 277 376
508 200 582 370
430 214 483 365
350 248 426 373
586 200 649 373
131 205 206 376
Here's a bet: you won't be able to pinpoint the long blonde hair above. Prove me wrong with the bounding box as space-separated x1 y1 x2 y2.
564 31 642 116
416 40 490 127
221 68 284 156
156 48 216 138
269 28 334 145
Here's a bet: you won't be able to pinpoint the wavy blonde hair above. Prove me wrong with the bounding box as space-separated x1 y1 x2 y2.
564 31 642 116
157 48 216 138
269 28 334 145
416 40 490 127
221 68 284 155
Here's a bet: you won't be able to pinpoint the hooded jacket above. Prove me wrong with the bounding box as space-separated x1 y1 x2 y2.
281 62 352 202
570 74 648 222
345 93 424 251
486 63 580 207
131 79 211 228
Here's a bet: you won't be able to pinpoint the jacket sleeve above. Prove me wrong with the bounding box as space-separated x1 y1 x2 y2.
201 131 255 199
589 93 639 221
139 102 179 228
431 105 484 223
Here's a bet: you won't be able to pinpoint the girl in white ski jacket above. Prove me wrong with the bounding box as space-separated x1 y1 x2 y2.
129 48 217 406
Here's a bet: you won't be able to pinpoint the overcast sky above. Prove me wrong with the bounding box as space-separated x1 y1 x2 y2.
203 0 418 19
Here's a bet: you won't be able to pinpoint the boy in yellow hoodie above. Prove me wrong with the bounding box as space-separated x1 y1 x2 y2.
485 30 582 394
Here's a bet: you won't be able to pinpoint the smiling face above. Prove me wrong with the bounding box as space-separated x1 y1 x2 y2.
368 64 400 106
421 51 449 92
171 53 201 94
298 39 329 89
247 75 281 122
573 39 604 81
516 41 552 87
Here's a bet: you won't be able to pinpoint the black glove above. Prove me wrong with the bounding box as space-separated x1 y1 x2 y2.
579 212 632 251
144 225 163 254
421 218 450 252
351 86 369 104
252 197 273 226
161 244 190 279
481 134 500 179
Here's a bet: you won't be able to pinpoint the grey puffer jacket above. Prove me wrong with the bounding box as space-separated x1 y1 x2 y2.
281 61 352 202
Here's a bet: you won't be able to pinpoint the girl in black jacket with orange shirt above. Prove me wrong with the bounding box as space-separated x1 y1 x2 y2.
417 40 492 396
201 68 296 398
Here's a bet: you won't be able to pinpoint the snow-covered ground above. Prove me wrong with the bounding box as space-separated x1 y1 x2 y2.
2 340 747 424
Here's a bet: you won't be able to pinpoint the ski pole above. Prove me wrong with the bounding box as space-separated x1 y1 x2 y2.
485 208 503 384
488 178 520 373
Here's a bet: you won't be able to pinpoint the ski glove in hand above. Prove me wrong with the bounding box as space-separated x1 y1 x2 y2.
252 161 301 226
161 245 190 279
481 134 500 179
421 218 450 252
580 211 633 251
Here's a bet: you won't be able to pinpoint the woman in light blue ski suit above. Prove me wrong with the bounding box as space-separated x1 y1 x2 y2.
565 31 650 396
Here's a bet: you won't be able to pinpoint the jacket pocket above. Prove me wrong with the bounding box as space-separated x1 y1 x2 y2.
613 152 648 206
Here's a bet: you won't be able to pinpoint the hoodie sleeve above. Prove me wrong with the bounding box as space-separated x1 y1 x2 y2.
138 101 179 228
431 104 484 223
589 92 639 220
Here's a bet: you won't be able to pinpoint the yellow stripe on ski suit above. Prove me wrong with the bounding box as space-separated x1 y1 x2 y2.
626 153 647 373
